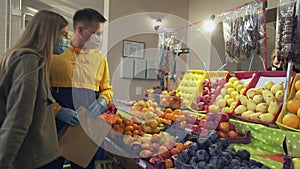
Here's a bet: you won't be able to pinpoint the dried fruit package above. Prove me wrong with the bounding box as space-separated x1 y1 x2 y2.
275 0 300 63
223 1 265 63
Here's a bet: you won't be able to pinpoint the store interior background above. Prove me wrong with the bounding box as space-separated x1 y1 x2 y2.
0 0 279 101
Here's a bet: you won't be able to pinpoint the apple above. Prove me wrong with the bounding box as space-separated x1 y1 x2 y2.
217 131 228 138
220 113 230 122
202 95 211 104
198 119 206 128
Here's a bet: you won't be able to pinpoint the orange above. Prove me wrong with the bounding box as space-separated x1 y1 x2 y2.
165 108 173 114
296 90 300 100
175 143 185 151
173 109 181 115
164 158 173 168
286 100 300 113
295 80 300 91
297 108 300 118
282 113 300 129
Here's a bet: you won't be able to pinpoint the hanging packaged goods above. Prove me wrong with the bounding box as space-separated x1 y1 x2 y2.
222 1 265 62
275 0 300 64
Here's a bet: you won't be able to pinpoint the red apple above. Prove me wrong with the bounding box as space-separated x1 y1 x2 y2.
217 131 228 138
198 119 206 128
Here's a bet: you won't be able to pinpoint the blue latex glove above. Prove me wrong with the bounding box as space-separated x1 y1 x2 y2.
56 107 80 126
88 97 107 118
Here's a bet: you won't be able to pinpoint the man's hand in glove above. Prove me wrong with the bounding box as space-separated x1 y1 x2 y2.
56 107 80 126
88 97 107 118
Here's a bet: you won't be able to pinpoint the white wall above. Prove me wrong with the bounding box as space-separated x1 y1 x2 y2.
107 0 190 101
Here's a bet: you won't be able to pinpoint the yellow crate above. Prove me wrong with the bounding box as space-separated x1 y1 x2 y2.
188 71 228 113
176 70 207 107
276 73 300 132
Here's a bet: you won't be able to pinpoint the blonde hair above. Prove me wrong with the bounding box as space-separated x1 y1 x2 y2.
0 10 67 87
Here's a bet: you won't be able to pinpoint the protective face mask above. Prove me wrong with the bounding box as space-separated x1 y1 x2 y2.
83 33 103 50
53 38 70 55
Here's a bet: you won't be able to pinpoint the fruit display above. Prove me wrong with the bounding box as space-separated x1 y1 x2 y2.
122 131 192 168
191 78 224 111
145 86 168 103
209 76 251 113
233 80 283 124
141 118 165 134
158 90 183 109
176 70 206 107
129 100 164 120
173 131 269 169
277 76 300 131
192 113 248 142
159 108 198 128
101 113 145 137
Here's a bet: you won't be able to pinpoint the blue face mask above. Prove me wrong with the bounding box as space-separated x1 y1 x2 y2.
53 38 70 55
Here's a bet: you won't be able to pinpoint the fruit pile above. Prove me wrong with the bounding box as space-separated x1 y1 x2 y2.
194 113 240 139
130 100 164 120
145 86 167 103
159 108 198 127
174 131 270 169
122 132 192 168
177 71 205 106
283 79 300 129
191 78 224 111
234 81 283 123
102 114 145 137
159 90 183 109
141 118 165 134
209 77 249 113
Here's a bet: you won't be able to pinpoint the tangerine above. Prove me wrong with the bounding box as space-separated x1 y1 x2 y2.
296 90 300 100
297 108 300 118
295 80 300 91
165 108 173 114
164 158 173 168
286 100 300 113
282 113 300 129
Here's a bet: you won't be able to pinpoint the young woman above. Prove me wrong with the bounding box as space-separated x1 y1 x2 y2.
0 10 68 169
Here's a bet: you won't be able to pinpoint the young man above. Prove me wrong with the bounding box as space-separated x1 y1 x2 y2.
50 8 113 169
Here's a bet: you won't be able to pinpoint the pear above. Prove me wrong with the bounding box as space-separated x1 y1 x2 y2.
244 81 251 87
234 105 247 115
255 87 264 94
240 88 246 95
275 90 284 102
247 99 257 111
268 99 280 115
262 90 274 102
259 113 274 123
227 88 235 95
271 83 284 94
231 91 239 100
265 96 273 105
233 80 242 89
229 77 239 84
256 103 268 113
239 95 248 106
224 83 234 89
222 107 233 112
220 88 227 96
242 110 255 119
216 95 223 101
249 112 263 120
264 81 275 90
216 99 226 108
209 105 220 112
236 85 244 93
230 102 237 108
227 98 235 106
224 94 231 102
246 88 257 99
253 95 263 104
